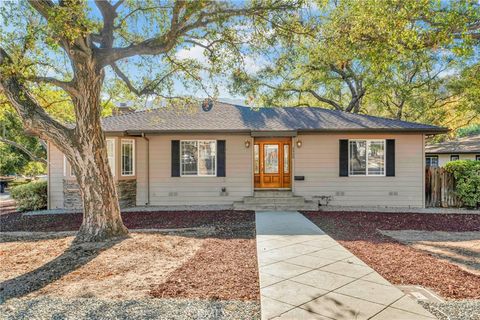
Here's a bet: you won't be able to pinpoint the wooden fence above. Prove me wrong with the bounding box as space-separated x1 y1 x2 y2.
425 167 461 208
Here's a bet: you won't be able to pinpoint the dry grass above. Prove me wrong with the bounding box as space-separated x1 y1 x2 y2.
0 232 202 300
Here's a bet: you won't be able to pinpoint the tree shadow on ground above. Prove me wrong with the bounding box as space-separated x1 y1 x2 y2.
0 235 127 303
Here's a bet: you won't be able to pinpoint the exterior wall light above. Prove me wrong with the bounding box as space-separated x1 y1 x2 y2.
245 140 251 148
296 139 303 148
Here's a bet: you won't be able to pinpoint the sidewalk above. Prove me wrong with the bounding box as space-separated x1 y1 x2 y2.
256 211 437 320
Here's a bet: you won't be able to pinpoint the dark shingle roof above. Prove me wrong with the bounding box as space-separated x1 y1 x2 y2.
426 134 480 154
102 102 447 134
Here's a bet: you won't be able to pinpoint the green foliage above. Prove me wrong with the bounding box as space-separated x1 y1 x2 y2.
23 162 46 177
231 0 480 132
0 143 26 176
457 124 480 138
10 180 48 212
0 104 46 175
445 160 480 208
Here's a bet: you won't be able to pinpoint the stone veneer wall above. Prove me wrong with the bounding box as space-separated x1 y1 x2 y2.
63 179 137 210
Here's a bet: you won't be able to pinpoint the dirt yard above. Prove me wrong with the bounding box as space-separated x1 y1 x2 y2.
0 211 259 303
302 211 480 300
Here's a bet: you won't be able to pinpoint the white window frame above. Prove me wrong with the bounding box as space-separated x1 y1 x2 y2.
63 155 67 177
450 154 460 161
476 155 480 161
106 138 116 177
180 140 217 177
121 139 135 176
348 139 386 177
63 155 75 178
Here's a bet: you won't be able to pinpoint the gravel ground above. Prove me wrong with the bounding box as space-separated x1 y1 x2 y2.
420 300 480 320
319 206 480 214
0 297 260 320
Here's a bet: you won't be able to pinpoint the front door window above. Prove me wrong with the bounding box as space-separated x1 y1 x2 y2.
284 144 289 173
254 144 260 174
264 144 279 173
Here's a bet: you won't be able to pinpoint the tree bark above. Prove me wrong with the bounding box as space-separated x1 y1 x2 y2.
67 53 128 243
73 154 128 243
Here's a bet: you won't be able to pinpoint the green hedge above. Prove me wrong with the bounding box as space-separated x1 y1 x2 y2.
10 180 48 212
445 160 480 208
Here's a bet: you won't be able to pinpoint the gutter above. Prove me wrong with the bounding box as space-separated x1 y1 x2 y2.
119 127 449 136
142 133 150 206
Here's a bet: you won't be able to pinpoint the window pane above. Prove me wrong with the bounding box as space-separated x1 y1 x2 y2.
264 144 279 174
284 144 289 173
181 141 198 175
368 141 385 175
254 144 259 174
198 141 216 176
349 141 366 175
106 139 115 175
426 157 438 168
122 141 134 175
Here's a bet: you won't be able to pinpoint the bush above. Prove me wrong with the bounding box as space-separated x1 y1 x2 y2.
445 160 480 208
10 180 48 212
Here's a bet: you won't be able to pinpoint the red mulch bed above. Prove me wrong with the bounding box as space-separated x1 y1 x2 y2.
0 210 253 233
150 237 259 300
0 210 259 301
302 211 480 300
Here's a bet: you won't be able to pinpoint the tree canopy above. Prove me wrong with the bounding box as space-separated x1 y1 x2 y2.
230 0 480 134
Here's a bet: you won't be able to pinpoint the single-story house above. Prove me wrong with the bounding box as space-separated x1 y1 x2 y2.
47 102 447 210
425 134 480 167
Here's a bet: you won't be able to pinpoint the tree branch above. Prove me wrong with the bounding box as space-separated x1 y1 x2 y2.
110 62 178 96
0 47 73 153
0 138 47 164
94 0 118 49
29 77 79 97
97 1 295 66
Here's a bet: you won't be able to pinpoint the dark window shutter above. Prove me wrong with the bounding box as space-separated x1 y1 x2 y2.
171 140 180 177
217 140 226 177
386 139 395 177
339 139 349 177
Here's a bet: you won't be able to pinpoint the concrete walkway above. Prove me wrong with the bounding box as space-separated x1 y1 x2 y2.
256 211 437 320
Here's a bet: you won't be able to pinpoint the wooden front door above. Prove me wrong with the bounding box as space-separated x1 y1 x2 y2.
254 138 291 189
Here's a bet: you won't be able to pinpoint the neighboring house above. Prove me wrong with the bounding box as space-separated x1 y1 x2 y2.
425 134 480 167
46 102 447 210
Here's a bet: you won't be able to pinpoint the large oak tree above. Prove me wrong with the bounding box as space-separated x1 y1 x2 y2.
232 0 480 116
0 0 297 242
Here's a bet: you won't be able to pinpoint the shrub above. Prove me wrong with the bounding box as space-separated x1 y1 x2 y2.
445 160 480 208
10 180 47 211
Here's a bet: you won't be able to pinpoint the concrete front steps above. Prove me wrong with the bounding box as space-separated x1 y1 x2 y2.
233 190 318 211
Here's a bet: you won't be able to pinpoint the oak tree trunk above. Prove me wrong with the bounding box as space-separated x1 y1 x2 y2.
66 54 128 243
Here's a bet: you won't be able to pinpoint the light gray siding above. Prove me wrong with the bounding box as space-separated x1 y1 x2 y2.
293 133 425 208
139 134 253 205
436 153 478 167
48 132 426 208
47 143 65 209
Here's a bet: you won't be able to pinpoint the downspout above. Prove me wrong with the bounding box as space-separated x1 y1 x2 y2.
142 133 150 205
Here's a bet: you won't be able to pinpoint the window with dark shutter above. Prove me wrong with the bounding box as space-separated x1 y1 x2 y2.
386 139 395 176
171 140 180 177
339 139 349 177
217 140 226 177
